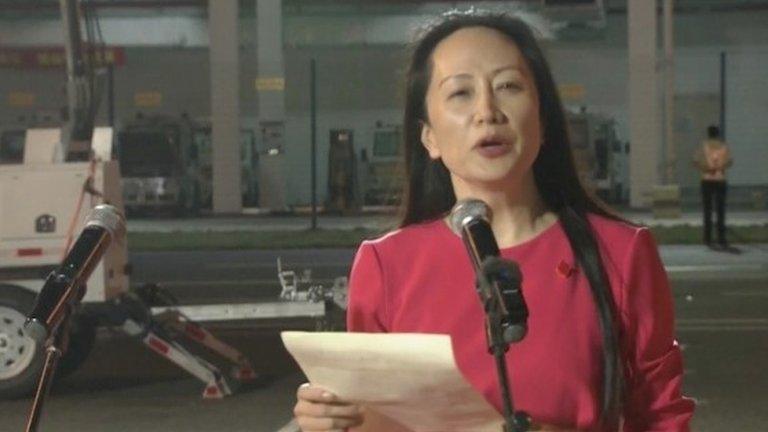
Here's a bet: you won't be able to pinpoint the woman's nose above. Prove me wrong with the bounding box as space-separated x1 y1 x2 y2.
473 87 504 124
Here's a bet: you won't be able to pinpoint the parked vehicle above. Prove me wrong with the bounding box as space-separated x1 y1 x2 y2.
117 114 259 214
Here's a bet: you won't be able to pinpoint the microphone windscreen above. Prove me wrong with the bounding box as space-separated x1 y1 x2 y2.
448 199 492 236
85 204 126 240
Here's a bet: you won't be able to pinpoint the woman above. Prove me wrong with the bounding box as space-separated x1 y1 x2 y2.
294 11 694 431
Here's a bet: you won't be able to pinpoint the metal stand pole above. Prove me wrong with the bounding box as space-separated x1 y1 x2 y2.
478 260 531 432
310 58 318 230
24 306 74 432
485 310 531 432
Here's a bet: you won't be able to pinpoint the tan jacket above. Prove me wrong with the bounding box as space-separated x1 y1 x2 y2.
694 139 732 181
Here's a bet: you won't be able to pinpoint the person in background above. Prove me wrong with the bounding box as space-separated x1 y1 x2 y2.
294 10 694 431
693 125 733 249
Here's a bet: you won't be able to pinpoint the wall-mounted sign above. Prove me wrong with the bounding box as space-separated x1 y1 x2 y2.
0 47 125 69
134 91 163 107
558 84 586 101
255 77 285 92
7 91 35 107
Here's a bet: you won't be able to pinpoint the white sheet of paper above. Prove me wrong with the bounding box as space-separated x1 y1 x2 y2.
282 331 504 432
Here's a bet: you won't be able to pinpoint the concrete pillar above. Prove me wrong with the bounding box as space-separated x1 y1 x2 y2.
255 0 287 211
209 0 242 214
628 0 661 207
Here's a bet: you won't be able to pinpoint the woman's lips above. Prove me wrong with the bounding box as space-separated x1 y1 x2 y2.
475 140 511 158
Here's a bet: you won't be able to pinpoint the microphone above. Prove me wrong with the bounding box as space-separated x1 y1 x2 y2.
449 199 529 343
24 204 126 344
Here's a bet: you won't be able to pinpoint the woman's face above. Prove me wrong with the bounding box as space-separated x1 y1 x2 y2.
421 26 542 191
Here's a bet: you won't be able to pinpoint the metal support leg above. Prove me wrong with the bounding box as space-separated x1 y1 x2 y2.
141 329 232 399
155 310 257 381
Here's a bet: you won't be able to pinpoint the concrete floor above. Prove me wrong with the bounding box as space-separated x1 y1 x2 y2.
2 246 766 431
2 329 307 432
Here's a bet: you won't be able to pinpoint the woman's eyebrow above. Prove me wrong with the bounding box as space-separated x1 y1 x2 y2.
438 73 472 87
491 65 523 75
438 65 524 87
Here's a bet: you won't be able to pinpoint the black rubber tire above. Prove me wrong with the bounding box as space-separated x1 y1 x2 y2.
55 312 97 380
0 285 44 399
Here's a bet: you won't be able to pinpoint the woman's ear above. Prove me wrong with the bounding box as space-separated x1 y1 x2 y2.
420 121 441 160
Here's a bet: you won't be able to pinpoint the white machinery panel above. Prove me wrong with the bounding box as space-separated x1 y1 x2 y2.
0 128 129 303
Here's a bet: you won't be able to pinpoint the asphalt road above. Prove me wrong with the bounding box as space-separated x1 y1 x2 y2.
2 248 767 431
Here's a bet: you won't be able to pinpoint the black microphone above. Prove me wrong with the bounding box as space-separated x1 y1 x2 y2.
24 204 126 344
449 199 529 343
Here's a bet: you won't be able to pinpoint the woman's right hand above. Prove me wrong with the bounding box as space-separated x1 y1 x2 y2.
293 383 578 432
294 383 364 432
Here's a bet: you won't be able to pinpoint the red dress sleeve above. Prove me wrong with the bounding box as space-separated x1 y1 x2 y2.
346 241 389 332
620 228 695 431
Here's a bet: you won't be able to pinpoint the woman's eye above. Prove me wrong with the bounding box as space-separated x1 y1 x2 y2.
449 89 470 99
498 81 522 91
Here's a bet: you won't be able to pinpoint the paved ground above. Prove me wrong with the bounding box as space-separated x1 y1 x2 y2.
126 209 767 233
2 212 766 431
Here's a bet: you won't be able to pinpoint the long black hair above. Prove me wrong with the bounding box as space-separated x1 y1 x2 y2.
398 11 624 425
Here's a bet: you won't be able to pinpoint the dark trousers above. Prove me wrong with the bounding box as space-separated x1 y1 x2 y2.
701 180 727 245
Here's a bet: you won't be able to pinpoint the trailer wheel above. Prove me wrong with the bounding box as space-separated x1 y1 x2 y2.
0 286 44 399
56 313 97 380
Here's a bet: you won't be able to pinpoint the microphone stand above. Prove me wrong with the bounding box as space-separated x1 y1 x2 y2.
24 284 83 432
477 259 531 432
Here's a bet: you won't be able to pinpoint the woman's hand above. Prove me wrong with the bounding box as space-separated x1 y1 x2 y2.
294 383 364 432
293 384 576 432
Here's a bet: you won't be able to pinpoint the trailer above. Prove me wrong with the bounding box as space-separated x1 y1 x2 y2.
0 128 345 399
0 127 129 397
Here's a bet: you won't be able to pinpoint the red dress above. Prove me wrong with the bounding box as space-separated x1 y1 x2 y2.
347 214 694 431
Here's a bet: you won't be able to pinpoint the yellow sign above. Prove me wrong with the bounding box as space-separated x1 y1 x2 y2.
134 91 163 107
34 51 66 67
558 84 585 101
255 77 285 92
8 91 35 107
